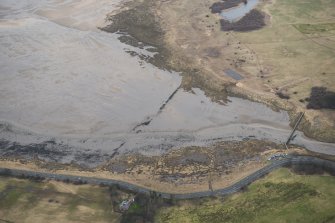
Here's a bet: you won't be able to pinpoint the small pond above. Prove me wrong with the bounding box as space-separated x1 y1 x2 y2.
220 0 260 22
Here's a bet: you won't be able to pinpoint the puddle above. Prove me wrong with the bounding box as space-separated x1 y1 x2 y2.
220 0 260 22
224 69 244 80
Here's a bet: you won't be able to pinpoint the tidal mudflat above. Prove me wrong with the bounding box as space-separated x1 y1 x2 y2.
0 0 334 169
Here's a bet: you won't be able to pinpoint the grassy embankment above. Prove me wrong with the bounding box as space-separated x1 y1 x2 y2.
1 168 334 223
155 168 335 223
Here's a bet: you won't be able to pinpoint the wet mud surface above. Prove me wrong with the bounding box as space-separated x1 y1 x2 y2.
0 0 334 179
225 69 244 80
0 139 110 169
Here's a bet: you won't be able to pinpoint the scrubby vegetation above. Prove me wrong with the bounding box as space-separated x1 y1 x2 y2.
220 9 266 32
306 87 335 109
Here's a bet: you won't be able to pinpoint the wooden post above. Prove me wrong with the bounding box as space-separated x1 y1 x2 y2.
208 173 213 192
285 112 305 148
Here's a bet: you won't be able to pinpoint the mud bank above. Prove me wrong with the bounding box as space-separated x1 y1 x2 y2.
0 139 285 194
102 139 282 184
1 98 335 170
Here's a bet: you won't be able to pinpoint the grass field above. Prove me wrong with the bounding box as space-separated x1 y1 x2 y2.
230 0 335 109
0 178 122 223
155 168 335 223
1 168 334 223
230 0 335 140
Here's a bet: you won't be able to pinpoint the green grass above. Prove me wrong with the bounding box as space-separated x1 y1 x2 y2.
0 178 41 209
0 177 120 223
1 169 335 223
0 190 23 209
65 187 116 221
128 203 142 213
294 23 335 34
155 168 335 223
270 0 335 24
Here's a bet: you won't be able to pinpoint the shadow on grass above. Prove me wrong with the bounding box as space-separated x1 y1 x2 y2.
306 87 335 109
